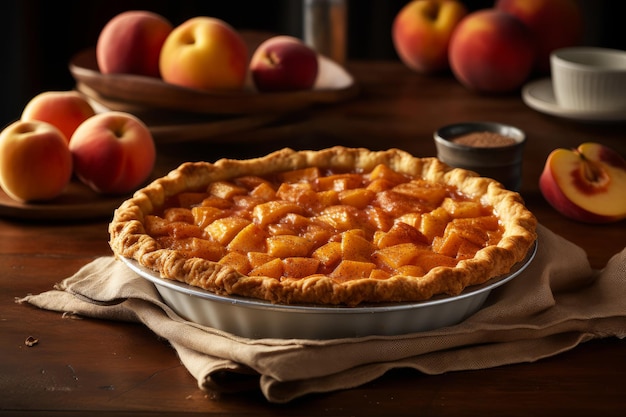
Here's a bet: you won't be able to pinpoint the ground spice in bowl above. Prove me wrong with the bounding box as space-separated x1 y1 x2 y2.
434 122 527 191
452 131 517 147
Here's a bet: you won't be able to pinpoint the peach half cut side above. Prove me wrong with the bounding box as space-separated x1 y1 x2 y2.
539 142 626 223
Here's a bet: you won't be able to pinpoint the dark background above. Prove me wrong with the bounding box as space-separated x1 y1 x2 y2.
1 0 624 129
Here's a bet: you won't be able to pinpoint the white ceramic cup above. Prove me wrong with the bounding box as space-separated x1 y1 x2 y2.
551 47 626 112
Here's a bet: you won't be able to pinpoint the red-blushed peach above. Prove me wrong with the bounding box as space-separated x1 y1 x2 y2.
496 0 583 73
21 91 95 144
69 112 156 195
0 120 73 202
392 0 468 74
539 143 626 223
448 9 535 93
97 10 173 78
159 17 248 91
250 36 319 92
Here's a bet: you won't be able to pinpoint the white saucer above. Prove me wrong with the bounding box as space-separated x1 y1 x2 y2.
522 77 626 122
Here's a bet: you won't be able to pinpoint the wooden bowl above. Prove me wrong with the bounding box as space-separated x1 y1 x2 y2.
69 46 358 143
69 48 358 116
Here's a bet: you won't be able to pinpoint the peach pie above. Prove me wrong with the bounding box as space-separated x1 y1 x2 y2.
109 147 537 306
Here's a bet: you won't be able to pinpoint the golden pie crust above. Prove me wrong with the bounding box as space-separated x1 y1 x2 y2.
109 147 537 306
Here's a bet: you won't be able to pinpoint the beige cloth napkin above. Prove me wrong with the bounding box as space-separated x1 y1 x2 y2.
18 224 626 403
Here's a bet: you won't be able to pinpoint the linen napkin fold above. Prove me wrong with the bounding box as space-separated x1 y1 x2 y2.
17 224 626 403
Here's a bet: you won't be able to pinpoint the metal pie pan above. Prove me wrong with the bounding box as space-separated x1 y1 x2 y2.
121 241 537 340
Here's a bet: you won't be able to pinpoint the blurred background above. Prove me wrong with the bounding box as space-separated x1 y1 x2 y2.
1 0 624 129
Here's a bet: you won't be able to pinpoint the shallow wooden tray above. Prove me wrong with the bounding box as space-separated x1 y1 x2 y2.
0 181 129 221
69 47 358 116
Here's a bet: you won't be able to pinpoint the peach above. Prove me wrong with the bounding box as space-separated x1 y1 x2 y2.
97 10 173 77
0 120 72 202
496 0 583 73
448 9 535 93
69 112 156 195
21 91 95 144
250 36 319 92
159 17 248 91
392 0 468 74
539 143 626 224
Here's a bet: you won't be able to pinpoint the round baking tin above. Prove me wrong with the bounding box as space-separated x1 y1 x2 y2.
121 241 537 340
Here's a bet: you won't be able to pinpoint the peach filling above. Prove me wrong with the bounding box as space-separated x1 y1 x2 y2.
144 164 503 282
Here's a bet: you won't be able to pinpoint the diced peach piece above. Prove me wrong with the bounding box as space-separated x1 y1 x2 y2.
278 166 320 183
366 178 396 193
372 243 421 269
205 217 251 245
250 181 276 201
364 206 393 232
375 189 434 217
249 258 283 278
282 257 320 278
456 238 483 259
227 223 267 253
248 251 277 268
266 235 313 258
450 218 492 246
312 241 342 268
164 207 194 223
316 173 363 191
395 212 422 228
218 251 251 274
302 225 334 248
339 188 375 209
373 231 386 248
369 268 392 280
460 215 500 231
396 264 426 277
252 200 304 226
432 231 466 258
369 164 408 185
280 212 311 231
233 195 265 211
317 205 362 231
201 195 232 209
316 190 340 207
191 206 224 228
341 230 373 262
374 221 428 249
276 182 314 204
419 207 450 241
267 224 296 236
393 180 448 206
417 252 458 271
169 222 204 239
442 198 484 218
330 260 376 282
186 237 225 261
209 181 248 199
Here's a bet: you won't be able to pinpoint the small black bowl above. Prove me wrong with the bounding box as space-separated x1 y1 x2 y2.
434 121 526 191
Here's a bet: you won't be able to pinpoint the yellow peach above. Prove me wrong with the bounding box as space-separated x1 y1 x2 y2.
69 112 156 195
159 17 248 91
97 10 173 77
21 91 95 144
392 0 467 73
0 120 73 202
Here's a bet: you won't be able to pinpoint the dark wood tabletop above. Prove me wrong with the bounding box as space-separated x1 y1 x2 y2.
2 60 625 416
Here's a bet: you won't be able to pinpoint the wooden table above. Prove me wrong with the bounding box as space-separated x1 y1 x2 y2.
2 61 625 416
